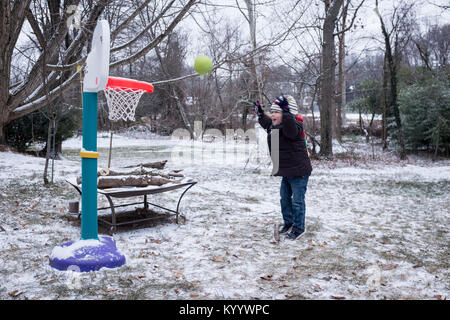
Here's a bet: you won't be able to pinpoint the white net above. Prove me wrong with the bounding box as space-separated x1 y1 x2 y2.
103 87 145 122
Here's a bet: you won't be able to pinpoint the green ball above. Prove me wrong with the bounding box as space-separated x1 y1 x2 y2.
194 55 213 75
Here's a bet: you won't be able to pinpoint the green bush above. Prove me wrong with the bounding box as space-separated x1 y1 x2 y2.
398 76 450 155
348 78 383 117
5 105 81 153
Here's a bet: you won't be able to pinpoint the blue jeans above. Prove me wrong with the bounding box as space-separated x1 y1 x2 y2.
280 175 310 231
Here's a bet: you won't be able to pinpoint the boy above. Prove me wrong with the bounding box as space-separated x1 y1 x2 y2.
255 95 312 240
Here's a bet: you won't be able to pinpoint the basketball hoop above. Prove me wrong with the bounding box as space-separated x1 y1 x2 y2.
104 77 154 122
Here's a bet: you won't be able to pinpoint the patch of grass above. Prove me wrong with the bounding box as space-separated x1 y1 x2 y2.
372 180 448 197
244 196 260 203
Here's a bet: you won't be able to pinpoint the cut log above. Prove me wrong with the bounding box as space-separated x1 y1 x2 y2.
167 172 184 177
124 160 168 170
97 167 184 179
98 168 143 177
97 175 174 189
99 168 110 176
97 176 150 189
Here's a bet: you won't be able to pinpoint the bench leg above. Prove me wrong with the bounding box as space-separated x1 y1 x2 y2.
104 195 117 235
175 183 195 224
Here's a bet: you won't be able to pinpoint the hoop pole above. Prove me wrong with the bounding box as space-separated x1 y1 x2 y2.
81 91 99 240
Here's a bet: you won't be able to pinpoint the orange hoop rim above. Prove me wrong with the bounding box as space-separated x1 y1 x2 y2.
105 76 154 93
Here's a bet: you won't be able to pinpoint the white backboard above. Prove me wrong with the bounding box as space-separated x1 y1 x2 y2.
83 20 110 92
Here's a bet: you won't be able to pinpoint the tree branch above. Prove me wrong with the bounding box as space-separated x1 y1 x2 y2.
109 0 198 70
110 0 152 40
10 70 80 121
333 0 365 36
110 0 176 53
25 8 46 51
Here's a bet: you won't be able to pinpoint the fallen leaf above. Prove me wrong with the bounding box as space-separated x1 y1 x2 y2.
381 264 398 270
107 288 118 292
322 276 332 281
380 279 387 286
175 272 184 279
150 239 162 244
137 274 146 279
313 284 322 292
213 256 224 262
8 290 23 297
331 296 346 300
306 245 314 251
413 264 423 269
260 273 274 281
190 293 199 298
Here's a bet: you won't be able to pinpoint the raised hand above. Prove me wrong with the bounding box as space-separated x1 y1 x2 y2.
253 100 265 116
274 95 290 113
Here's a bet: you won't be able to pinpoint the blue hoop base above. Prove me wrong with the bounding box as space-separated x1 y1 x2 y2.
50 236 126 272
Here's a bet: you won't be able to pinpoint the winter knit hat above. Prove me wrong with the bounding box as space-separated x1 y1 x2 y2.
270 94 298 114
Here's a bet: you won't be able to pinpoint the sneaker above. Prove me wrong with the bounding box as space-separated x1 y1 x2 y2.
286 227 305 240
279 224 292 234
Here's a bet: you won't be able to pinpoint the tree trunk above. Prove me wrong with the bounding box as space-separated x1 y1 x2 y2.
172 87 194 139
376 1 406 160
0 114 6 145
336 3 348 143
43 119 52 185
320 0 343 159
0 63 10 145
242 0 260 132
309 85 318 155
382 52 388 150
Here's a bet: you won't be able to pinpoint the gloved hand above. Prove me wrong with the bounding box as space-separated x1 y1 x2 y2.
253 101 265 116
274 94 290 113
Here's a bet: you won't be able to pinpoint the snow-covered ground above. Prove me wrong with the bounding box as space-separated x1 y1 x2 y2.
0 133 449 300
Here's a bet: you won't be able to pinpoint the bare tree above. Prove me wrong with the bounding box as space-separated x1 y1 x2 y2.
374 0 415 160
319 0 342 158
0 0 197 143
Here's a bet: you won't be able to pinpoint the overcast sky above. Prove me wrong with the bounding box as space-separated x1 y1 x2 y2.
14 0 450 75
182 0 450 63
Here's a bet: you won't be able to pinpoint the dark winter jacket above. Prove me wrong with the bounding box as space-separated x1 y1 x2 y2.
258 111 312 177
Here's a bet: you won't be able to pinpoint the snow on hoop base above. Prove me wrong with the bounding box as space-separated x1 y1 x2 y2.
104 87 145 122
49 235 126 272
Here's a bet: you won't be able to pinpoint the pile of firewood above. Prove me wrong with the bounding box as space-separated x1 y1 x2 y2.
76 160 185 189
